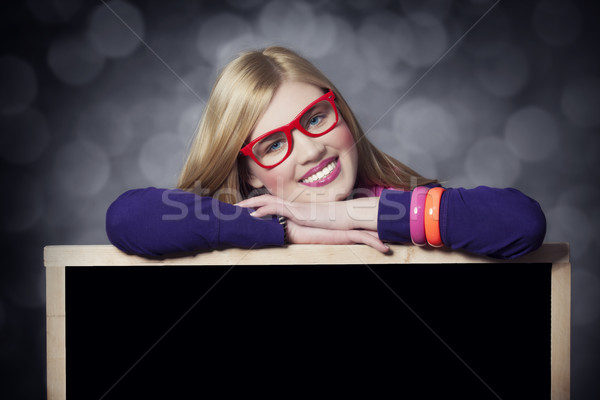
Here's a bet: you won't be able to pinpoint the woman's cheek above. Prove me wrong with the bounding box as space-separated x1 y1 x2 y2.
263 167 298 197
336 125 359 168
338 126 356 148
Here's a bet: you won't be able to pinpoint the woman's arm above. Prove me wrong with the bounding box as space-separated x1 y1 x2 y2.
378 186 547 259
240 186 546 259
105 187 284 257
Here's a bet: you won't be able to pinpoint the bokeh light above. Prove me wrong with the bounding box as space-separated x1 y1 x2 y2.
347 0 392 10
0 271 45 309
399 0 454 19
465 136 521 187
76 101 133 157
225 0 265 10
88 0 145 58
403 13 448 67
0 55 37 114
533 0 582 47
64 226 110 246
0 171 44 232
0 108 50 165
546 203 593 258
177 102 204 145
128 97 177 142
26 0 82 24
53 140 111 196
561 75 600 128
572 268 600 326
3 1 600 397
175 63 214 101
47 34 105 86
357 12 413 69
314 16 367 96
461 6 511 59
504 106 559 162
197 13 254 65
392 98 461 160
475 43 529 98
138 132 187 187
258 1 338 59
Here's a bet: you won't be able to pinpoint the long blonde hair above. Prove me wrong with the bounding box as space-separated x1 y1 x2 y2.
177 46 436 204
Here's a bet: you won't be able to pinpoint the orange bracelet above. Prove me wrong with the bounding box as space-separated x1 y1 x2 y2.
424 187 445 247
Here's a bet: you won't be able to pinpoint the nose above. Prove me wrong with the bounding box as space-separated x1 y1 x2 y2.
291 129 326 165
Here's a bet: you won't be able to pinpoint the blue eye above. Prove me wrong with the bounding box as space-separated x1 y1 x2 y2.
269 141 283 152
309 115 323 126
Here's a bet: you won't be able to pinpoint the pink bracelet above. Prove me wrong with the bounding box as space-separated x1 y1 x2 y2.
410 186 429 246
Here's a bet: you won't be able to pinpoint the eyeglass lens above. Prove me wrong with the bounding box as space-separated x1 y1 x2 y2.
252 99 336 166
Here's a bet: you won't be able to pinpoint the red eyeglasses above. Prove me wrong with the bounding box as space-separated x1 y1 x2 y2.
240 90 338 169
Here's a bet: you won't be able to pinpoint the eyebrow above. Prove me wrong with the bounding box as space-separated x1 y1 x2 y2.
300 99 329 116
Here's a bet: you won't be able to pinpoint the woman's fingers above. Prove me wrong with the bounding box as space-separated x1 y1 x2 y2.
239 196 344 229
235 194 277 210
347 230 390 253
286 222 389 253
237 195 378 232
238 195 313 223
237 195 288 218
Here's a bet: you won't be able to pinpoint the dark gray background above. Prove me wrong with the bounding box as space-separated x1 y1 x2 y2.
1 0 598 398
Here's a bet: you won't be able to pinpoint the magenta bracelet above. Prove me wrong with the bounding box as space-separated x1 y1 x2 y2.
410 186 429 246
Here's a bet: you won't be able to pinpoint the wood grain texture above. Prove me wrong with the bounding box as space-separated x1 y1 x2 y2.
44 243 570 399
552 262 571 400
44 242 570 268
46 266 65 400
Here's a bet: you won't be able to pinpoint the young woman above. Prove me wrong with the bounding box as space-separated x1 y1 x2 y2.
106 46 546 259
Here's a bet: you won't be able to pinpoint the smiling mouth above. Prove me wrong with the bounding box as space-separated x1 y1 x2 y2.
301 158 338 183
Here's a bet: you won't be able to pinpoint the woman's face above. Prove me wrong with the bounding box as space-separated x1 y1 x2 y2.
245 81 359 203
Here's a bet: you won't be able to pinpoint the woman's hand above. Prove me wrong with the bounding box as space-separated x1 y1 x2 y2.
236 194 389 253
236 194 379 231
286 220 389 253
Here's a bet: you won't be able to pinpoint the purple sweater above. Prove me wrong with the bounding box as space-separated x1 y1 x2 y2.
105 186 546 259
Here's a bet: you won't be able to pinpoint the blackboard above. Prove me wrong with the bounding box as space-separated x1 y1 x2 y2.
45 244 570 399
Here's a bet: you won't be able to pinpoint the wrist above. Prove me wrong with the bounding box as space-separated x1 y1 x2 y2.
277 215 289 244
344 197 379 231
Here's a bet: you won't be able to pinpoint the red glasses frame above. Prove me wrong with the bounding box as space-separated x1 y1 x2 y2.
239 90 338 169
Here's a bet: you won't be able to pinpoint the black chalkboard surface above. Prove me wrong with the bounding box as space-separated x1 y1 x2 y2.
65 263 550 399
45 244 570 399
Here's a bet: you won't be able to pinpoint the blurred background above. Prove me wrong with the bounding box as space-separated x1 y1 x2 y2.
1 0 598 397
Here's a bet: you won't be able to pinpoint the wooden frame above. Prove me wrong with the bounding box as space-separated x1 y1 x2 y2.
44 243 570 399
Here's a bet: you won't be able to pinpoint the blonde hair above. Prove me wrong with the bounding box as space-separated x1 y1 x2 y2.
177 46 437 204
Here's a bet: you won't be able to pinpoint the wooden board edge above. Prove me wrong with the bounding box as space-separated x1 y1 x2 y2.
46 267 66 400
43 244 571 399
551 262 571 400
43 243 570 267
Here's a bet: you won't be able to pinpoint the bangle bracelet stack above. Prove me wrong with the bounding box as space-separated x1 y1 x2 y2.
278 215 288 244
410 186 445 248
409 186 429 246
424 187 445 247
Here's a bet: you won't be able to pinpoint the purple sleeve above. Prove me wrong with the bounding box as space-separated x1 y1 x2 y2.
105 187 284 257
377 186 546 259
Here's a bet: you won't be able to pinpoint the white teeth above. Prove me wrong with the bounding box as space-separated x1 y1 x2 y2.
302 160 337 183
